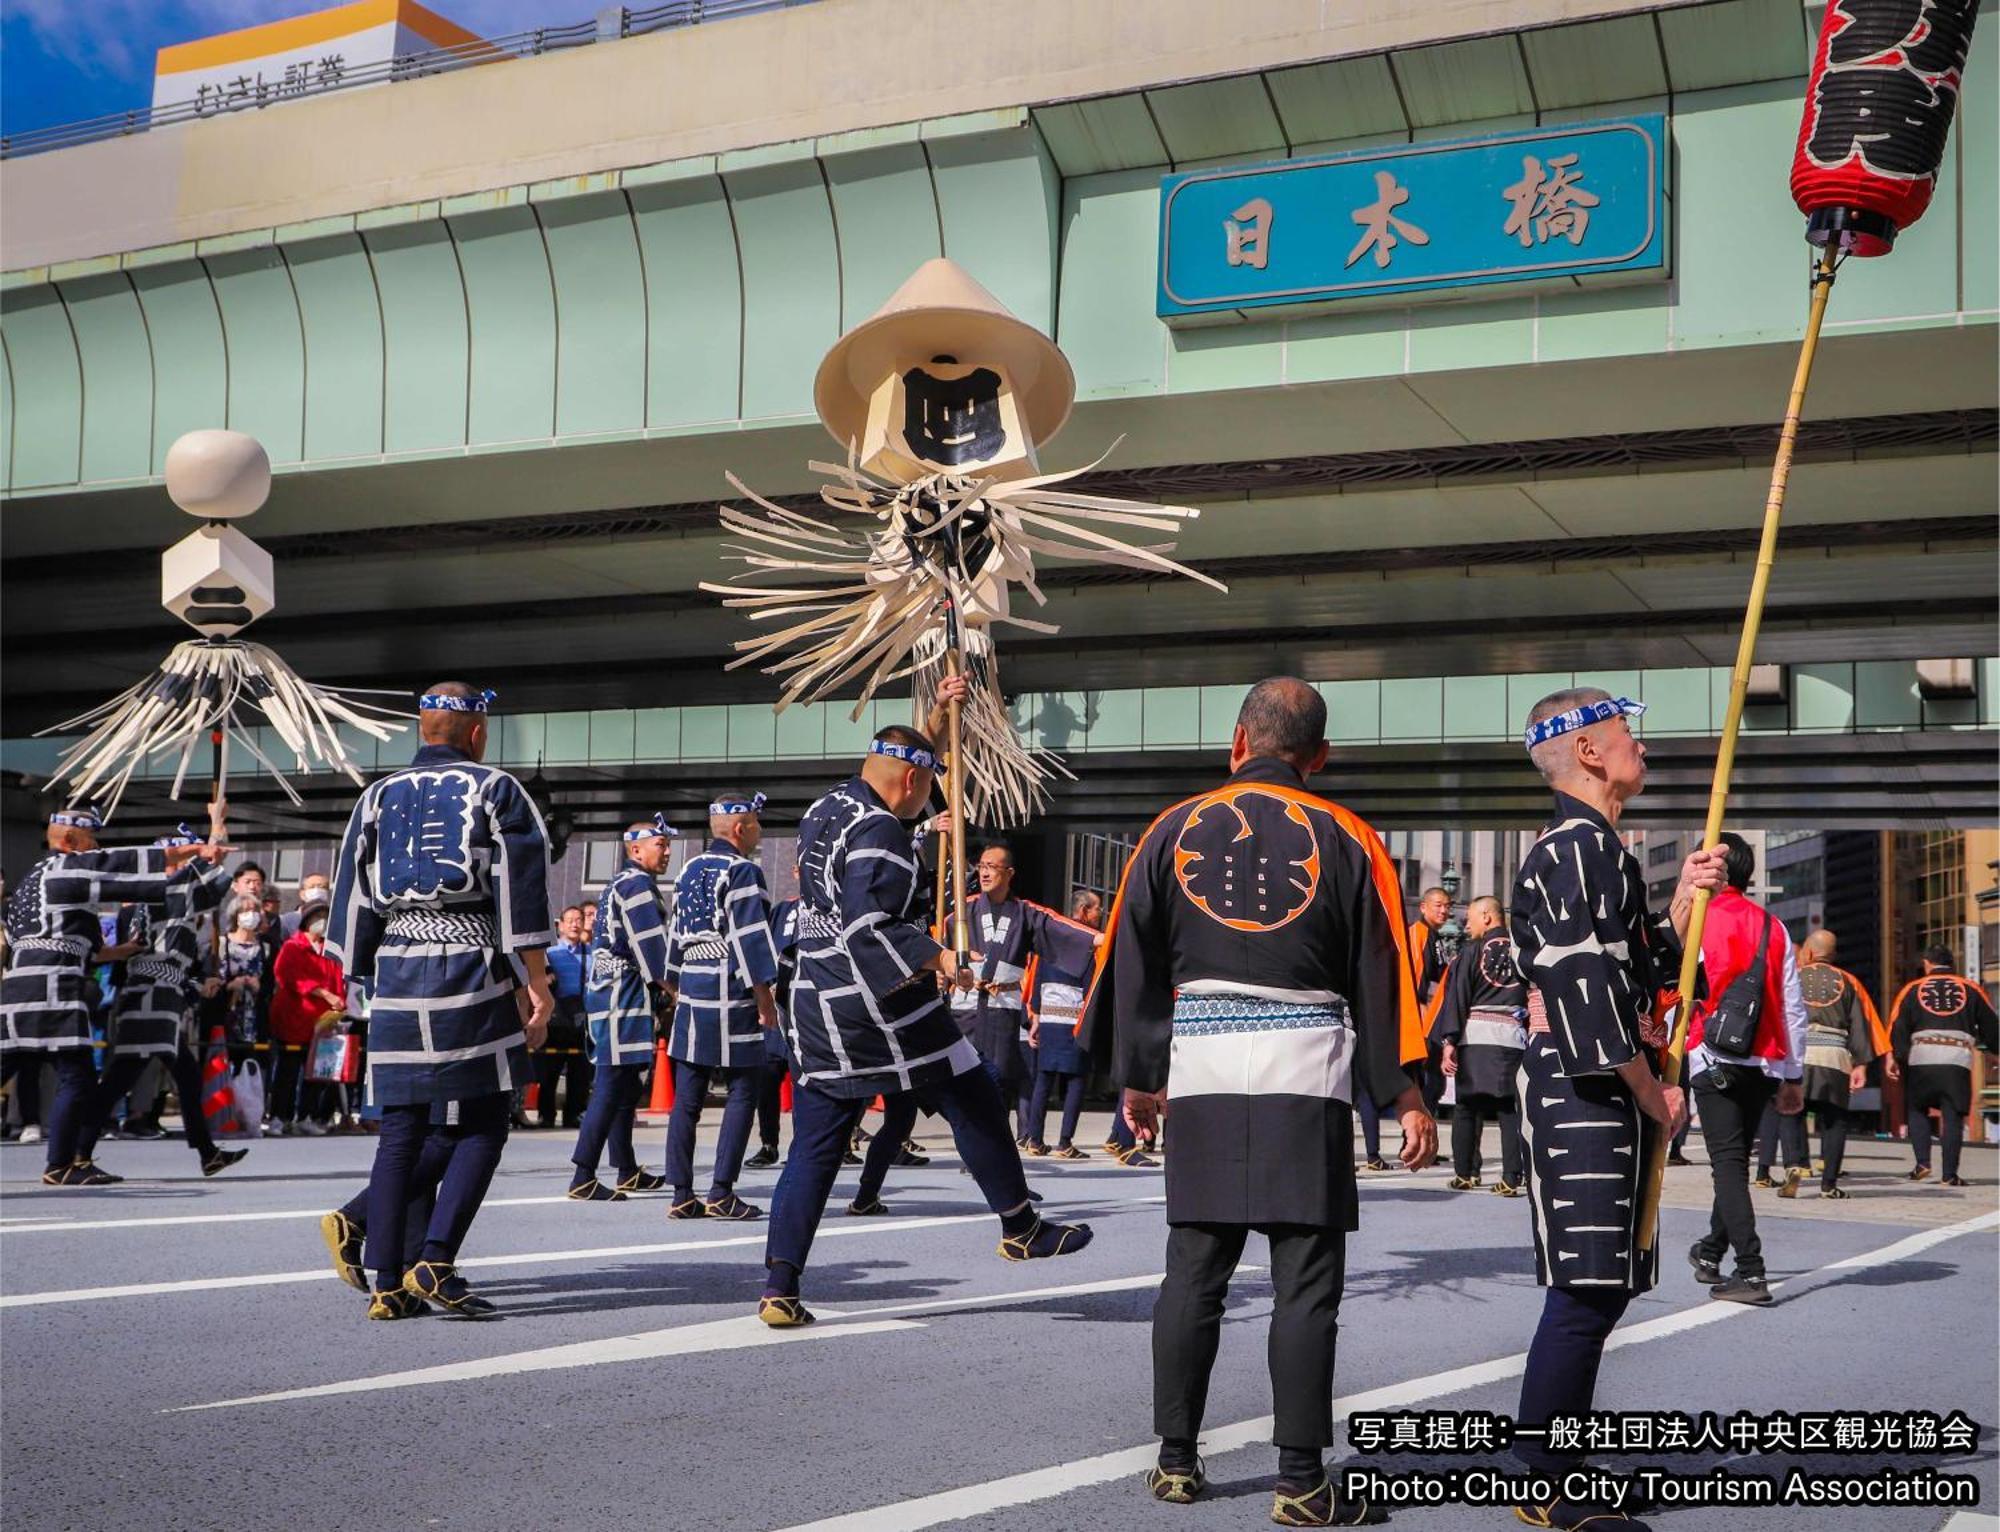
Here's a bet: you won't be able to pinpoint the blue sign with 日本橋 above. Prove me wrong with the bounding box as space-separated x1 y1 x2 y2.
1157 115 1668 321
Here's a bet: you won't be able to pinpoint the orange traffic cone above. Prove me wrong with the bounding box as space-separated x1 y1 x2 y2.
201 1023 239 1136
646 1039 675 1112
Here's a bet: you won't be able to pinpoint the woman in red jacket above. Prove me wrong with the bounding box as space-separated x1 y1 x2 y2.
269 902 346 1135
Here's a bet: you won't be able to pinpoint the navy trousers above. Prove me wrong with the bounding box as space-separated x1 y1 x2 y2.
767 1068 1030 1285
853 1092 921 1206
83 1047 217 1161
1027 1071 1087 1147
665 1061 759 1199
1514 1287 1632 1474
1357 1094 1396 1161
21 1050 98 1172
364 1093 510 1289
570 1061 645 1181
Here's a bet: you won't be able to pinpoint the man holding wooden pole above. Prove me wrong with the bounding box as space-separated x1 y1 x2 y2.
1507 688 1725 1532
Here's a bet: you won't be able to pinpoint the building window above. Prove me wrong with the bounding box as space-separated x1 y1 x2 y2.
1776 860 1824 901
1648 840 1679 867
584 840 623 884
1913 831 1967 969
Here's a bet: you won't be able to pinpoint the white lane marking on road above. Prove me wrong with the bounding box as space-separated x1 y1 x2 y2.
1937 1513 2000 1532
0 1184 1173 1236
0 1214 991 1308
0 1195 1162 1308
768 1211 2000 1532
0 1194 576 1234
170 1319 925 1411
171 1263 1260 1412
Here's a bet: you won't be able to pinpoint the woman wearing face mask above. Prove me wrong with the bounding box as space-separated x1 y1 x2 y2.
271 900 347 1137
208 899 274 1127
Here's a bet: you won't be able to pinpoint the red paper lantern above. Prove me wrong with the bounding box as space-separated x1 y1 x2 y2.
1790 0 1980 255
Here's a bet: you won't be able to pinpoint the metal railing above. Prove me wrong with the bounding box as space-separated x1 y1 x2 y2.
1 0 803 159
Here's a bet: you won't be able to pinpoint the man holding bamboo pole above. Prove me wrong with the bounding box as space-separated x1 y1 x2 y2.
1507 688 1726 1532
757 680 1091 1329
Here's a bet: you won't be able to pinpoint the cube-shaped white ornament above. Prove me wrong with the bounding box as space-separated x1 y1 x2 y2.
161 524 274 637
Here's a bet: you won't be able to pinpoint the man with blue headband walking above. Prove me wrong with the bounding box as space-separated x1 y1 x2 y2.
662 790 782 1220
324 681 554 1321
757 684 1093 1328
567 813 676 1201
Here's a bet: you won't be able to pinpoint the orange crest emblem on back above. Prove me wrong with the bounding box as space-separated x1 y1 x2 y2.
1171 786 1321 933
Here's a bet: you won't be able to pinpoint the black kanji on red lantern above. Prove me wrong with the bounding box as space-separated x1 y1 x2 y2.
1790 0 1980 255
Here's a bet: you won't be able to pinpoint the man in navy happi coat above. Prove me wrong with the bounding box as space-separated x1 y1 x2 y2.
324 682 554 1320
567 814 675 1201
757 716 1093 1328
663 790 783 1220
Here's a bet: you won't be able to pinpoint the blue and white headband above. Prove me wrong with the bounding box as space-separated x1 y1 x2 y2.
154 822 200 849
870 738 937 771
50 806 105 830
624 813 675 844
709 792 766 817
419 688 497 714
1523 697 1646 752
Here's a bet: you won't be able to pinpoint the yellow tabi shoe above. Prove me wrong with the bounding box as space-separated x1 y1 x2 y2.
320 1211 368 1293
757 1295 815 1328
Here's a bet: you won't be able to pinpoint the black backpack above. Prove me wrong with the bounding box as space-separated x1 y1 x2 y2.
1704 908 1773 1060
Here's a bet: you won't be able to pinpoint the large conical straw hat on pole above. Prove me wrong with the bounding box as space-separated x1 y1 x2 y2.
813 258 1075 456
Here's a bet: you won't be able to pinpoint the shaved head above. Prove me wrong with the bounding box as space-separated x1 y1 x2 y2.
1466 893 1503 935
1802 929 1837 963
1235 677 1327 769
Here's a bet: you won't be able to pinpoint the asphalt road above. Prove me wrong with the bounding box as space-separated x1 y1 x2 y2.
2 1116 1993 1532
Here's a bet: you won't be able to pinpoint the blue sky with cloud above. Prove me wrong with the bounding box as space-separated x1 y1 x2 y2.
2 0 577 136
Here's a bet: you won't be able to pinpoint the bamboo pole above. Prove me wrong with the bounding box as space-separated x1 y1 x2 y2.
933 755 953 941
943 640 970 965
1637 244 1840 1252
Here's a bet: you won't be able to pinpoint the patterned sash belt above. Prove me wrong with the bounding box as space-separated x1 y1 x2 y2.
797 910 842 942
1910 1028 1976 1069
386 908 500 946
1803 1024 1853 1074
126 955 187 987
680 938 728 962
1170 992 1351 1033
1465 1007 1528 1050
590 949 634 983
13 934 94 961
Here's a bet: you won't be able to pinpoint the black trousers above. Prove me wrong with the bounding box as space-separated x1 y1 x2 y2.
1515 1287 1632 1473
84 1049 218 1161
1153 1222 1347 1451
1809 1104 1853 1189
1450 1093 1521 1183
755 1052 788 1148
534 1038 591 1128
1909 1104 1965 1179
269 1044 334 1125
1692 1066 1775 1279
1753 1095 1808 1175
